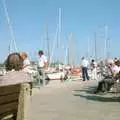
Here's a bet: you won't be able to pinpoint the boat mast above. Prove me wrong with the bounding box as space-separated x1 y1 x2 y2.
64 47 68 64
57 8 62 64
104 25 108 60
68 34 70 65
68 32 75 66
87 37 90 59
106 26 110 59
94 32 97 61
45 24 50 63
107 38 110 58
67 40 70 65
49 22 59 66
2 0 18 54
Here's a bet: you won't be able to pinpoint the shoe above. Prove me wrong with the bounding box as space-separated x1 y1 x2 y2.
93 91 98 94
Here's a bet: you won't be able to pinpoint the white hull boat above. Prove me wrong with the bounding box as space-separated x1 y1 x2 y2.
46 71 65 80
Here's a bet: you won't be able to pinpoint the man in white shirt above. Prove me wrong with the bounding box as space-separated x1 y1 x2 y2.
81 57 89 81
38 50 48 68
38 53 47 68
38 50 48 86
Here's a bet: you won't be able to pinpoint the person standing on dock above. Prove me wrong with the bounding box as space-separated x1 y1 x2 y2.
90 59 97 80
81 57 89 81
38 50 48 86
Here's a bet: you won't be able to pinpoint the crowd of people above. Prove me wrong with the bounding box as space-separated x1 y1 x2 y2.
81 57 120 93
5 50 48 71
94 59 120 93
81 57 97 81
4 50 48 86
3 50 120 93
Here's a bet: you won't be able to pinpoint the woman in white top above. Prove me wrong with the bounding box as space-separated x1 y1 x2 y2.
90 59 97 80
20 52 31 73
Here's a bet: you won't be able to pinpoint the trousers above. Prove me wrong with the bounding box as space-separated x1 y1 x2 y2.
82 67 89 81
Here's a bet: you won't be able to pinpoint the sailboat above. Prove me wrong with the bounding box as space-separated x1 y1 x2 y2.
45 8 66 81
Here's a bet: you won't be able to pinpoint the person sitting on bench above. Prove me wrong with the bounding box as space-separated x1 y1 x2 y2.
94 59 120 94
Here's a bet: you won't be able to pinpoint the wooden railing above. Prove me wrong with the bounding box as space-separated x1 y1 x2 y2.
0 71 32 120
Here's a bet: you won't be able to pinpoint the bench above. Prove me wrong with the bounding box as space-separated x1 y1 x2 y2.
0 71 32 120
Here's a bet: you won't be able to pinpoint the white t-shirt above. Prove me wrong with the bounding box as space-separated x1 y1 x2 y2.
38 55 47 68
81 59 89 68
23 58 30 66
23 58 31 72
91 62 97 69
93 62 97 67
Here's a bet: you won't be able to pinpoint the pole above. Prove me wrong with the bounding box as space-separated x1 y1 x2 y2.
58 8 62 64
107 38 110 58
94 32 97 61
45 24 50 63
104 25 108 60
87 37 90 59
2 0 18 53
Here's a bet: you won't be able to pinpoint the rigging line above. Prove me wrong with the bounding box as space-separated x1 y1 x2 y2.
2 0 18 53
49 24 59 67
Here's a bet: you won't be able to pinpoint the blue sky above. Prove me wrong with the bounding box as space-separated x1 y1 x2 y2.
0 0 120 63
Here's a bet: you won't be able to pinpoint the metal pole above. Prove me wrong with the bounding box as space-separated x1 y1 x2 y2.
87 37 90 59
68 33 73 65
94 32 97 61
58 8 62 64
2 0 18 53
67 44 70 65
104 25 108 60
45 24 50 63
107 38 110 58
49 24 59 66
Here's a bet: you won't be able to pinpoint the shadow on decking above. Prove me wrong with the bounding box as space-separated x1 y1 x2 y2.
73 86 97 94
73 94 120 102
73 86 120 102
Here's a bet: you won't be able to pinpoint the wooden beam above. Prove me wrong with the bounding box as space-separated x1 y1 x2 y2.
17 83 31 120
